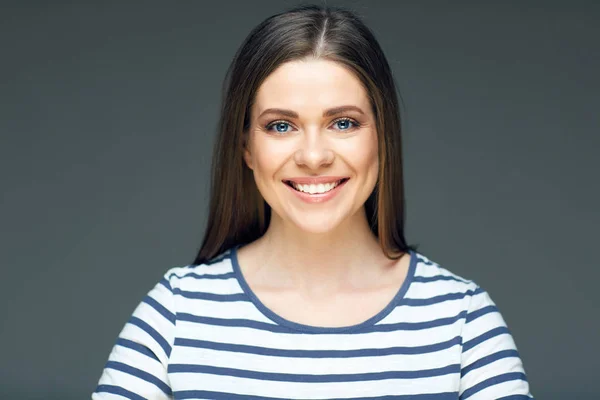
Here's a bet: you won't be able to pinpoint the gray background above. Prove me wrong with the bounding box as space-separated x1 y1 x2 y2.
1 1 598 399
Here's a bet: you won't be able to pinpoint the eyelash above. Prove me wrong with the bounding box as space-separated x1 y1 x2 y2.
264 117 361 134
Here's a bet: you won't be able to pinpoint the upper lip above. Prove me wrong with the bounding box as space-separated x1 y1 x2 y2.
284 176 349 185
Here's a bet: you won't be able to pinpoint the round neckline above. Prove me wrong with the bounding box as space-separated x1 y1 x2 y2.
230 245 417 334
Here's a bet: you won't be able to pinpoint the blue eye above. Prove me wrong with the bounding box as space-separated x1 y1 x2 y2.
267 121 291 134
264 117 360 134
334 118 359 130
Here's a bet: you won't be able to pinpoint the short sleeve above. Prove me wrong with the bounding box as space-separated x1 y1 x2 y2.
92 268 179 399
459 284 534 399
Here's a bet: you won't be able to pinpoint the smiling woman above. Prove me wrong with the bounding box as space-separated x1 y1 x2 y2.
93 3 534 400
244 59 379 232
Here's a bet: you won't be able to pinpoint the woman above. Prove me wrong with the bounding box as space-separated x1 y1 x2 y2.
93 4 533 399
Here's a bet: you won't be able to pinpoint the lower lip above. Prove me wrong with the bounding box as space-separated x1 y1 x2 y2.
284 179 349 204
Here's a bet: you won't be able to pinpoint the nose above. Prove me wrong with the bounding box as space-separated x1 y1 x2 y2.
293 127 334 169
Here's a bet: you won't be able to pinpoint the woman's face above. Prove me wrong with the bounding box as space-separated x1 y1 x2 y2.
244 59 379 234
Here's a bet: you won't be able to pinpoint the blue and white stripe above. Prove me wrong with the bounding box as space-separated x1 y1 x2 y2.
93 248 533 399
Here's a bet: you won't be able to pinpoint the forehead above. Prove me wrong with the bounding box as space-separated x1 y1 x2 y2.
253 59 370 113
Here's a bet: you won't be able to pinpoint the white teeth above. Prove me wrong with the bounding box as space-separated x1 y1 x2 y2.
291 180 342 194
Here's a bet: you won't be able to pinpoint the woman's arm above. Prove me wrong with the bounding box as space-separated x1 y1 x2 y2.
459 284 534 399
92 269 178 399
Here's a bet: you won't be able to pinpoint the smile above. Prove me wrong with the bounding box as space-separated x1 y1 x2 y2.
284 178 349 195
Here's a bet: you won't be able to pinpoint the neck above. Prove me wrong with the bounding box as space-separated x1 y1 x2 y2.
250 207 386 296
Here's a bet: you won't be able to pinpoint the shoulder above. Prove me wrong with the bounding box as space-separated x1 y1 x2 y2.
159 247 237 291
409 251 490 311
412 251 479 291
412 254 534 397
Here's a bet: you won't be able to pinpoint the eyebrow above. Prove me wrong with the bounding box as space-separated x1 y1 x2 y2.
258 105 365 119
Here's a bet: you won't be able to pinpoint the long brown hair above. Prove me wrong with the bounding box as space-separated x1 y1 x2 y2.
192 3 419 265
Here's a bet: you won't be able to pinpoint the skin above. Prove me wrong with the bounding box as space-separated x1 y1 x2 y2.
238 59 410 327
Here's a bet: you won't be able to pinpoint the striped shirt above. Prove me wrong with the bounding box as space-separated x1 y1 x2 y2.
93 246 534 399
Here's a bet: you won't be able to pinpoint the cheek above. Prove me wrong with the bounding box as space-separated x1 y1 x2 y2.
251 139 291 177
360 140 379 190
364 152 379 185
345 133 379 176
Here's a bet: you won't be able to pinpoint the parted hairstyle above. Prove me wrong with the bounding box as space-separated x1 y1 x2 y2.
192 3 419 265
